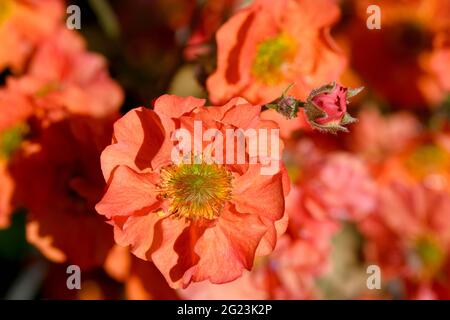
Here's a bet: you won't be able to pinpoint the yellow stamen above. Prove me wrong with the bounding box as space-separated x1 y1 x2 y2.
411 236 445 279
252 33 297 85
0 0 14 26
0 123 29 159
158 160 233 220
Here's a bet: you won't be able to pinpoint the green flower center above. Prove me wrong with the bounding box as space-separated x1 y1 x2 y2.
413 237 445 278
405 144 450 179
252 34 297 85
0 123 28 159
158 161 233 220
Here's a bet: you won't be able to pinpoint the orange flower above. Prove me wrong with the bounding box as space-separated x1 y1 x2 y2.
10 116 117 270
180 186 338 299
207 0 346 105
96 95 290 288
6 28 123 121
0 26 123 229
380 134 450 193
346 106 422 163
298 152 377 221
430 32 450 94
359 181 450 299
0 0 63 73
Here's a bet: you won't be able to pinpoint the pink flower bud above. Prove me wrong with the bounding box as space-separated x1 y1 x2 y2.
304 82 363 134
311 84 348 124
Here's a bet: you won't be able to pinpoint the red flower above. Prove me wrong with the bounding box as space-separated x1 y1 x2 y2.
96 95 290 288
207 0 346 105
10 116 117 269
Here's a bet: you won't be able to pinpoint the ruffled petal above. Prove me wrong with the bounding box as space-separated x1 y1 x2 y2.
101 108 166 181
96 165 161 219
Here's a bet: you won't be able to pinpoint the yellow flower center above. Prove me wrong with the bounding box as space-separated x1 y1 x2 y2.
411 236 446 279
0 123 28 159
405 144 450 189
252 33 297 85
158 161 233 220
0 0 14 27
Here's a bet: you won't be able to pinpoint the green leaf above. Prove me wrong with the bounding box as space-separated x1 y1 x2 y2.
346 86 364 99
341 112 358 125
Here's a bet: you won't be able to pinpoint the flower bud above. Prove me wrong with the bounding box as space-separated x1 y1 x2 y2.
304 82 363 134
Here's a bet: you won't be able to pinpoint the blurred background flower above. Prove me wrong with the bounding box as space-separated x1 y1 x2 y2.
0 0 449 300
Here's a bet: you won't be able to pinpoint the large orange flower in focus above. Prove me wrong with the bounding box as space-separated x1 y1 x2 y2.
96 95 290 288
0 0 63 73
10 117 117 270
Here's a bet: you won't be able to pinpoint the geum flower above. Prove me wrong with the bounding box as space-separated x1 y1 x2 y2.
180 185 338 300
207 0 347 137
0 26 123 228
359 181 450 299
96 95 290 288
5 27 123 122
207 0 346 105
298 152 377 221
266 82 362 134
10 116 117 270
